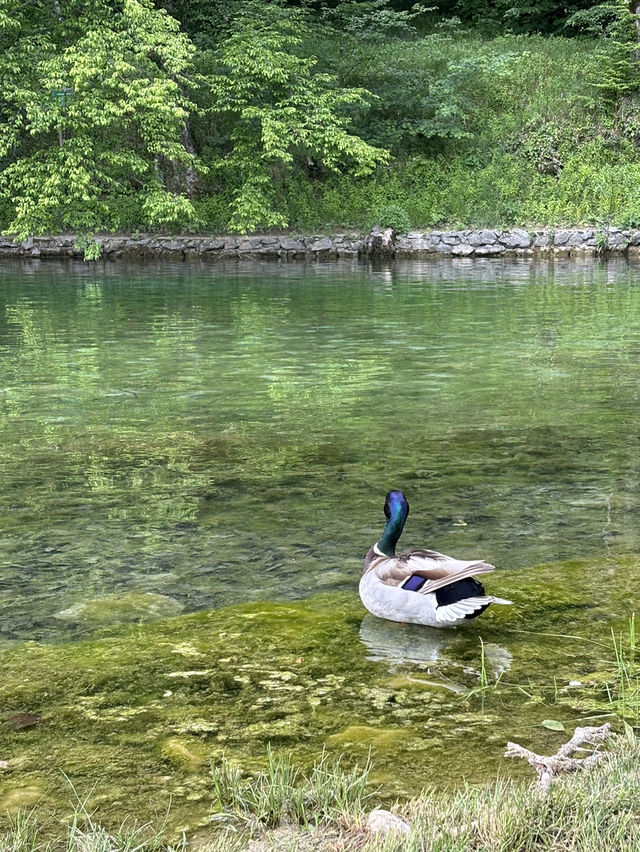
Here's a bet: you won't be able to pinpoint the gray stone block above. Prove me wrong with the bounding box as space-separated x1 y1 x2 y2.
468 229 498 246
451 243 475 256
406 235 435 251
532 231 551 247
364 227 395 256
474 244 505 255
441 231 461 245
500 229 532 249
554 230 571 245
280 237 306 252
309 237 334 252
201 239 225 251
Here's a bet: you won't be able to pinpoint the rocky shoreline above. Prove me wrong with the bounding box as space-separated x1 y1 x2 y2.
1 226 639 260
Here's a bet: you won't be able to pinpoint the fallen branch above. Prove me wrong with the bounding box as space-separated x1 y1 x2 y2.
505 723 613 794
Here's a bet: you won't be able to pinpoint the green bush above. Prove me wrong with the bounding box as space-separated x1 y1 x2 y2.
7 25 628 237
193 195 233 233
375 203 412 232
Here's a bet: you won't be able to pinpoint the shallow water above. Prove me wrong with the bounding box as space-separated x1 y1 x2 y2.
0 558 635 832
2 256 640 827
2 256 640 641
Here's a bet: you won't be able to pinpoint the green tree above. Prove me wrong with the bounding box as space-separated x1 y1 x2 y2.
206 2 389 232
425 0 601 35
0 0 199 238
567 2 640 100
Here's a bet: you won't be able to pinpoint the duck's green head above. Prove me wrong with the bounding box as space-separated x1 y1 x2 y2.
378 490 409 557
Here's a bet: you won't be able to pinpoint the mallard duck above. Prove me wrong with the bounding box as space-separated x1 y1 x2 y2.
360 491 512 627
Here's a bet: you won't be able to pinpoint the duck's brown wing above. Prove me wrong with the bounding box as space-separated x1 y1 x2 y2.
372 548 495 594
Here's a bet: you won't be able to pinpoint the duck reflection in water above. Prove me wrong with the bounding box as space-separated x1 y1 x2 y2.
359 613 448 665
359 613 513 689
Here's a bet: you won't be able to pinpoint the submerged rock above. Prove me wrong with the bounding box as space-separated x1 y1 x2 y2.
326 724 409 749
7 712 40 731
0 785 43 811
482 643 514 678
161 737 206 771
54 591 183 627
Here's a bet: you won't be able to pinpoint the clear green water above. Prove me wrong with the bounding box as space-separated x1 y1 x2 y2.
2 257 640 641
2 257 640 830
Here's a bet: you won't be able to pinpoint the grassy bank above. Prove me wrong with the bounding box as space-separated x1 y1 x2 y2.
3 733 640 851
190 31 640 234
5 26 640 238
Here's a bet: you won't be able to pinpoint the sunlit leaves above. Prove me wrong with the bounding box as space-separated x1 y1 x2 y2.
207 2 389 233
0 0 199 238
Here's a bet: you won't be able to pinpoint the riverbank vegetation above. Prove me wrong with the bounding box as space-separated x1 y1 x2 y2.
3 732 640 851
4 1 640 237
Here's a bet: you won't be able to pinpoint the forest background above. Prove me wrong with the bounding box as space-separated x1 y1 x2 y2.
2 0 640 239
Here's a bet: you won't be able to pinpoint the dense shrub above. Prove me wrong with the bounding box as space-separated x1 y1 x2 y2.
376 203 412 232
6 9 634 236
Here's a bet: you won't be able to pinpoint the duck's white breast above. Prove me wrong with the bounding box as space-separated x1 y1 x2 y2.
359 570 448 627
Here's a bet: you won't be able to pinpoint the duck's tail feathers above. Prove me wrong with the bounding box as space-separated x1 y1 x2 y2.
436 596 493 624
414 562 494 595
435 594 513 625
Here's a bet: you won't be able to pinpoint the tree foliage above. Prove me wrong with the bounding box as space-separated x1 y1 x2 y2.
0 0 393 236
0 0 201 238
567 2 640 101
206 2 388 231
1 0 640 238
423 0 600 34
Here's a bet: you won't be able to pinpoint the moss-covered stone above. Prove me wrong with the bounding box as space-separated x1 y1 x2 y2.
0 785 43 812
161 737 207 771
326 724 410 748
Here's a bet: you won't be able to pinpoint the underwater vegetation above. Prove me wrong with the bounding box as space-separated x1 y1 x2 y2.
2 712 640 851
1 554 639 838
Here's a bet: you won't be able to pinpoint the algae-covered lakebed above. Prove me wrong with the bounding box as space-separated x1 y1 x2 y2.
0 561 638 834
2 257 640 832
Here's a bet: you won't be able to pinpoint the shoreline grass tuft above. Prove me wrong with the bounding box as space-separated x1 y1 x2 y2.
4 735 640 851
210 746 372 829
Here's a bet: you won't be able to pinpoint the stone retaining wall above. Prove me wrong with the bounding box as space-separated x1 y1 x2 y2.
1 226 639 260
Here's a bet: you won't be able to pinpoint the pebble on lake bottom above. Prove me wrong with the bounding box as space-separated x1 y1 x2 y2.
7 712 41 730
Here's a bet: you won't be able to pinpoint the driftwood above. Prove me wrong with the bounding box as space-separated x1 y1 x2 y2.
505 723 613 794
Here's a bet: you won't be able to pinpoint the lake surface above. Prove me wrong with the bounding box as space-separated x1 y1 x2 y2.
2 256 640 642
3 256 640 827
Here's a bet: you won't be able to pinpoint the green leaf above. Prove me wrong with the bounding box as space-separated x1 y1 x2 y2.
206 1 388 232
541 719 566 731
